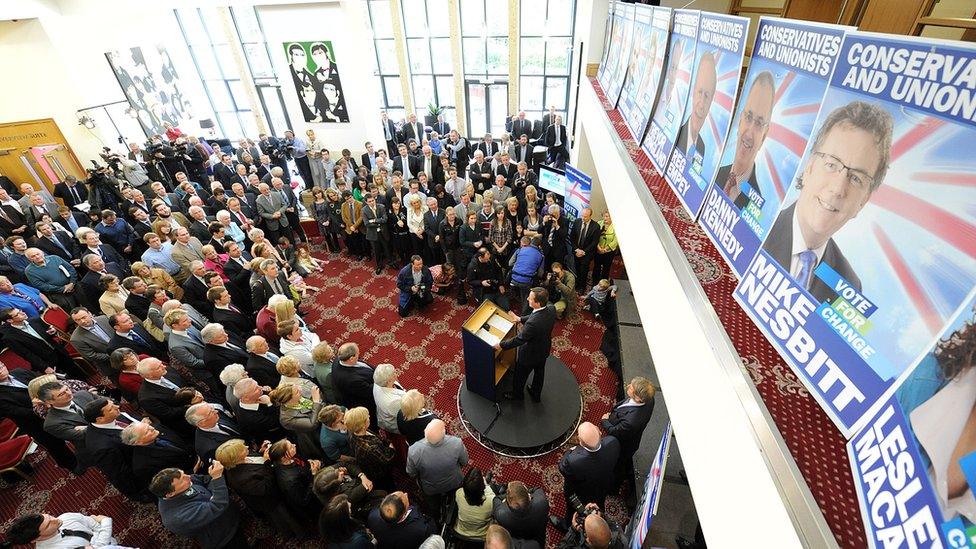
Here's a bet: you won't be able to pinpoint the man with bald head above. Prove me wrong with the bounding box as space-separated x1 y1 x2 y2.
406 418 470 517
553 422 620 531
716 71 776 209
675 51 717 158
556 504 626 549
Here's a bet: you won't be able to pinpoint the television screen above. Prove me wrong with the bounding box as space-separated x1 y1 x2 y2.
538 165 566 195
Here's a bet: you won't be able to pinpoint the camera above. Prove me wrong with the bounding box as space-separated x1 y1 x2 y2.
568 494 597 528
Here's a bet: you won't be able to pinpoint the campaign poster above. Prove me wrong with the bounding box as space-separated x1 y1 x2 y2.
283 40 349 123
563 164 592 221
604 4 637 108
699 19 848 278
641 10 700 175
734 31 976 437
628 423 672 549
618 6 671 143
847 397 945 548
598 3 625 93
663 13 750 219
597 1 616 84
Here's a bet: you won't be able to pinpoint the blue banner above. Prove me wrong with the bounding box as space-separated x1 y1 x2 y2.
735 31 976 437
641 9 700 175
663 13 750 219
699 18 849 277
618 6 670 143
847 398 945 548
563 164 592 220
629 422 672 549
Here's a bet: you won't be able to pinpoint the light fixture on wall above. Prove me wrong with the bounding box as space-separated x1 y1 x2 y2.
77 115 96 129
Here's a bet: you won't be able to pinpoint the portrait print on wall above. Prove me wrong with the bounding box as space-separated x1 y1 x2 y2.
283 40 349 123
106 45 193 136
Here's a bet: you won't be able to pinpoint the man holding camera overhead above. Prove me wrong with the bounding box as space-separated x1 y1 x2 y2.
396 255 434 318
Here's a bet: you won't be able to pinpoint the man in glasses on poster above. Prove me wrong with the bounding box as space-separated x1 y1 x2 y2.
761 100 893 304
716 71 776 210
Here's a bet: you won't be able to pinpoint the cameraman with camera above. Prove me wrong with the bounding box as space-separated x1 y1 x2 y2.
555 500 626 549
396 255 434 317
546 262 578 319
467 247 509 310
553 422 619 533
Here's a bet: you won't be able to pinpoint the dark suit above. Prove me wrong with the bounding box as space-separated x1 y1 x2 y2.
423 208 446 263
157 474 241 549
109 324 167 359
367 505 436 549
43 390 95 446
558 435 621 513
543 124 569 167
0 369 76 468
213 307 254 338
332 361 376 426
194 413 245 463
511 119 533 141
131 433 196 488
602 399 654 483
476 141 500 158
234 401 286 441
512 143 534 168
214 163 238 188
569 218 601 290
34 232 79 264
761 203 861 304
417 155 445 188
492 487 550 547
85 420 142 497
382 119 399 153
715 163 759 210
0 318 75 374
182 275 213 318
80 262 126 310
0 205 27 238
499 305 557 400
54 181 90 210
542 219 569 268
188 219 212 243
432 121 451 136
495 162 518 188
469 161 493 193
81 244 128 273
393 155 421 181
203 343 249 377
445 138 470 176
245 353 282 388
400 121 426 145
125 292 152 321
251 273 292 312
138 371 195 439
675 118 706 159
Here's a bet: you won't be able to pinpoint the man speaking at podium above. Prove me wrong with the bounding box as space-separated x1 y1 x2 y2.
494 287 557 402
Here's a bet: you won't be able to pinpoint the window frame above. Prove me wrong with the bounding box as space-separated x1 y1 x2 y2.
517 0 577 123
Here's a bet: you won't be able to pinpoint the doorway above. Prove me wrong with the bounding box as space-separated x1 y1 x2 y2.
465 81 508 141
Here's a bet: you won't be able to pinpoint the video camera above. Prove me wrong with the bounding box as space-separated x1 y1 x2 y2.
568 494 598 529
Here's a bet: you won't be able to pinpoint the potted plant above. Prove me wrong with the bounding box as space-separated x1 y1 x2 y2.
425 103 443 127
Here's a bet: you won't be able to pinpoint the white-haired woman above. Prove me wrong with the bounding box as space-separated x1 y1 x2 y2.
219 363 248 408
372 363 406 434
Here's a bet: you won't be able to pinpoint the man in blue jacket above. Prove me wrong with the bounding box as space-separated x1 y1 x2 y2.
396 255 434 317
508 236 545 313
151 462 247 549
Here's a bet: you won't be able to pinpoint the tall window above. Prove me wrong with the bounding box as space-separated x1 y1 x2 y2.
176 7 258 140
519 0 575 122
230 7 292 136
460 0 509 79
368 0 406 121
401 0 456 127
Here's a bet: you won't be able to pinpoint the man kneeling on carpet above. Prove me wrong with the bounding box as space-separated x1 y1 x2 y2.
397 255 434 318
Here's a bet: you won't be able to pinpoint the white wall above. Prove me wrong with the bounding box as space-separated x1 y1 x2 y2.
258 1 386 154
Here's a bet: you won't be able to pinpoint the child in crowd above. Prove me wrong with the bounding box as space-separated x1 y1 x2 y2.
296 244 326 273
430 263 457 295
584 278 617 318
428 132 443 155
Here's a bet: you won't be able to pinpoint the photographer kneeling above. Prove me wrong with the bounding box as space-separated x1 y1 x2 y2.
396 255 434 317
557 501 625 549
547 262 578 319
467 247 509 309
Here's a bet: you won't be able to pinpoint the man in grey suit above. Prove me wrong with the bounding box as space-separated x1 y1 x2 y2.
69 307 115 377
164 307 221 397
39 380 96 465
255 182 290 244
362 194 391 275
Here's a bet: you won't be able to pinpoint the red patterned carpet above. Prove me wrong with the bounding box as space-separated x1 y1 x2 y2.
0 251 624 548
590 78 866 548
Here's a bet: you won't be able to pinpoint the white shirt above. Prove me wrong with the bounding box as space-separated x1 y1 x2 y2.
373 384 406 433
36 513 115 549
279 331 320 371
787 208 828 280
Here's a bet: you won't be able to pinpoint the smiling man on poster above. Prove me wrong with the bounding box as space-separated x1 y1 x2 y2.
675 51 716 159
716 71 775 210
761 100 893 304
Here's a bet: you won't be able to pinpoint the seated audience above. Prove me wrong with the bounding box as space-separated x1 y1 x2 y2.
120 420 196 489
372 363 406 434
218 363 248 408
346 406 395 492
233 377 285 441
244 335 282 387
270 383 324 459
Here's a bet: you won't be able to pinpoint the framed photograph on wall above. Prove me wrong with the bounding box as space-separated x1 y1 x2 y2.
105 45 193 136
283 40 349 123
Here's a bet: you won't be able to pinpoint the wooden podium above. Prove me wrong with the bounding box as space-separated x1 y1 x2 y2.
461 300 518 401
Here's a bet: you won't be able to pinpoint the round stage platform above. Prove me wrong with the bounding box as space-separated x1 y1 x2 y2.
457 356 582 457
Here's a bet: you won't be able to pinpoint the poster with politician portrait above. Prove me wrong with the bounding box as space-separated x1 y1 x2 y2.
283 40 349 123
598 2 625 96
699 18 849 277
734 31 976 438
641 10 700 175
662 13 750 220
618 6 670 143
604 3 636 108
106 45 193 136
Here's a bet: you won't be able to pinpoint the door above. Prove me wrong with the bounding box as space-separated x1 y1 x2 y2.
465 81 509 141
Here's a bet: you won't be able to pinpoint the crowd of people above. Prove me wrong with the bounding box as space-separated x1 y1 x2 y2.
0 114 650 549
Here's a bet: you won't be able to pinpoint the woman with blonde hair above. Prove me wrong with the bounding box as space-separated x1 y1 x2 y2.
270 383 324 460
275 355 317 397
131 261 183 300
97 274 128 316
406 195 426 258
345 407 395 491
396 389 438 445
521 184 542 215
